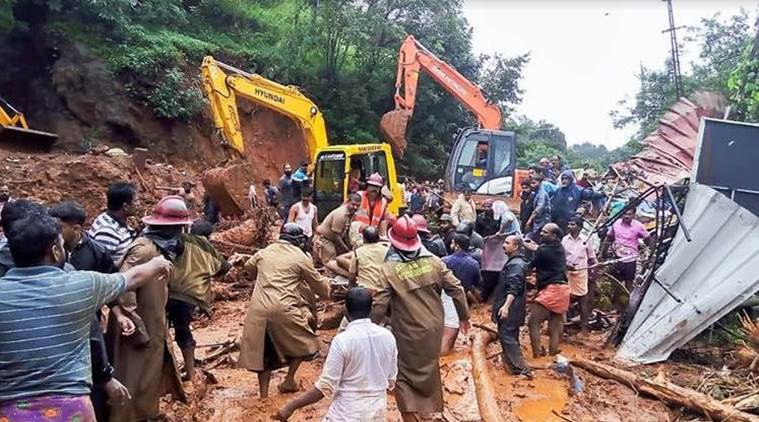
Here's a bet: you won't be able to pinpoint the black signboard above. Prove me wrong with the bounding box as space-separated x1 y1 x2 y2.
694 118 759 216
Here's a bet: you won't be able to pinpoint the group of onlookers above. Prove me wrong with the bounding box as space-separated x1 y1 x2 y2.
0 182 228 421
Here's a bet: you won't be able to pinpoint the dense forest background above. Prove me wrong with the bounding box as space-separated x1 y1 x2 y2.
0 0 756 179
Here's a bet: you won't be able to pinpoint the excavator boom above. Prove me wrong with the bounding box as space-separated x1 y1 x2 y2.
199 56 405 217
0 96 58 149
380 35 503 156
201 56 329 161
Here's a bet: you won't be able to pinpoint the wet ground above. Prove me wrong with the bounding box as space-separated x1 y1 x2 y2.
164 289 677 422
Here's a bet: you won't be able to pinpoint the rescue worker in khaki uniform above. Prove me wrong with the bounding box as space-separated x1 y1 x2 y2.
354 173 389 237
167 230 230 380
314 193 361 265
238 223 332 398
324 226 389 293
106 196 188 422
372 216 471 421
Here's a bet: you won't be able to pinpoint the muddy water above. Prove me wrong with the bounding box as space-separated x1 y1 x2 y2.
176 301 664 421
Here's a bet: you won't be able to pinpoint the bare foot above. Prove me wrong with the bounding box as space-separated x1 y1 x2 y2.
277 380 299 394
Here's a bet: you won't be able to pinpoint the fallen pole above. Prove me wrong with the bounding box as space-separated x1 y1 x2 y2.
571 357 759 422
470 331 504 422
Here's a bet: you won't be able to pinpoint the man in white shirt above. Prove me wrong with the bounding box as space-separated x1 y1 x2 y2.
275 287 398 421
287 188 319 239
450 187 476 226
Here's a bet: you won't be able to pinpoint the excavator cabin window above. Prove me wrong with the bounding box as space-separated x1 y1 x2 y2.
355 152 390 188
314 151 346 216
454 135 490 191
314 149 390 216
449 130 516 195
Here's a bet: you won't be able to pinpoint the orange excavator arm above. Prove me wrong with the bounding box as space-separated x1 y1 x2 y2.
380 35 503 156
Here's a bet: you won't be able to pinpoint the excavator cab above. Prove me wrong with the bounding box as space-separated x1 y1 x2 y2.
313 143 403 217
444 128 517 196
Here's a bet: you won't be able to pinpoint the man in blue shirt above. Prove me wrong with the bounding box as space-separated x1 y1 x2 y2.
0 208 173 420
526 177 552 241
291 161 310 199
440 233 481 354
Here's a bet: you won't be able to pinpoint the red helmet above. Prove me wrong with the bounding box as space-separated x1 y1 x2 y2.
366 172 384 187
388 215 421 251
411 214 430 234
142 195 193 226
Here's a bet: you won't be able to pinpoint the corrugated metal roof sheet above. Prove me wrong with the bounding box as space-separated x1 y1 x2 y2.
616 183 759 364
612 91 727 188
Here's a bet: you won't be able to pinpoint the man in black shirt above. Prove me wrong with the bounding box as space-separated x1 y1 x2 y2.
475 199 500 237
412 214 446 258
519 181 534 230
524 223 569 357
492 235 531 377
439 214 456 255
50 202 119 274
49 201 128 421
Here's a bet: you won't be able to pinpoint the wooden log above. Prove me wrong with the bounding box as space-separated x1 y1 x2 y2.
471 331 504 422
571 357 759 422
198 338 239 364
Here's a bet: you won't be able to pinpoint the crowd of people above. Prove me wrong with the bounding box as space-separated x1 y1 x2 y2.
0 153 654 422
0 182 229 421
236 156 652 420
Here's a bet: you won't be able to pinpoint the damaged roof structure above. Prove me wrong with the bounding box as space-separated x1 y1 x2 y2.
617 118 759 364
611 91 727 188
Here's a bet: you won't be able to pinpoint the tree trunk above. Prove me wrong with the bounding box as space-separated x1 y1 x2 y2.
471 331 504 422
571 357 759 422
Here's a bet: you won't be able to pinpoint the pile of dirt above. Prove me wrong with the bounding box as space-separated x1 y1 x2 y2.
0 149 199 220
3 38 310 212
209 207 280 256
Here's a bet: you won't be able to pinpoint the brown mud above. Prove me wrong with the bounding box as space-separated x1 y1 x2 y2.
166 298 681 422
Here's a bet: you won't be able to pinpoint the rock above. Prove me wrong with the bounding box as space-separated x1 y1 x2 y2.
105 148 128 157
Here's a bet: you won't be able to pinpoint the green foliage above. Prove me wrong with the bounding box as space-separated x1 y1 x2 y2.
609 65 682 138
0 0 528 179
611 10 756 139
479 52 530 117
511 116 566 168
566 140 642 171
0 0 18 35
687 11 753 91
727 41 759 122
147 68 204 121
517 142 562 168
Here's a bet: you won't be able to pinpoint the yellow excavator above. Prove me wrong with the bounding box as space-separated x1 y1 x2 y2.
0 96 58 148
200 56 404 216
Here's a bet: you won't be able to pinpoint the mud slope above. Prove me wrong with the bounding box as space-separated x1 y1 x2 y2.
2 36 307 184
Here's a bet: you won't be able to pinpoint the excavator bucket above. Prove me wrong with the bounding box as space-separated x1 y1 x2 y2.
379 109 409 158
202 162 257 217
0 125 58 151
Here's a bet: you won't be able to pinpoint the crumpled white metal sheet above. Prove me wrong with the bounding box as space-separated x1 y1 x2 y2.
616 183 759 364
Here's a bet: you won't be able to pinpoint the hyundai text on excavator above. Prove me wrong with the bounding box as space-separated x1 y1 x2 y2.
0 96 58 148
380 35 520 200
200 56 404 216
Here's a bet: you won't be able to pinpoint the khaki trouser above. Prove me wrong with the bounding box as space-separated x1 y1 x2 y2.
528 302 563 357
313 235 337 266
